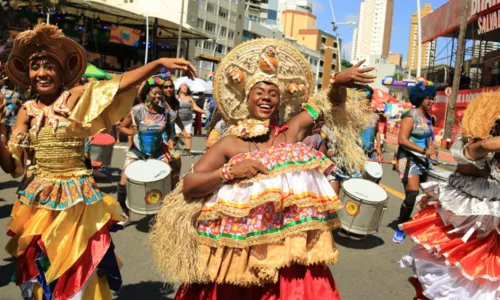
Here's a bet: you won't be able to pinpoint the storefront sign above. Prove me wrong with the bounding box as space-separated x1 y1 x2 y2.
435 86 500 103
381 76 416 88
471 0 500 34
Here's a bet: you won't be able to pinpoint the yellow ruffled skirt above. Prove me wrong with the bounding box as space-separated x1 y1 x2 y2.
6 194 124 300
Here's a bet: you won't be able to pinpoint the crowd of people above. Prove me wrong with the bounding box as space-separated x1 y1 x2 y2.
0 23 498 300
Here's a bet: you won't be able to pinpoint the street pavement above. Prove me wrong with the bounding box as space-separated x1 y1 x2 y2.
0 137 420 299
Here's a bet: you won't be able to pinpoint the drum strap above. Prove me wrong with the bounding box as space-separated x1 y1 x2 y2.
399 148 429 186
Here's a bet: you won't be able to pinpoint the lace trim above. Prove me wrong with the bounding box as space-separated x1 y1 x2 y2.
198 217 340 248
199 192 342 220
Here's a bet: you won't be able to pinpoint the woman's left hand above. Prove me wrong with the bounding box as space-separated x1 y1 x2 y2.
167 139 174 149
332 59 377 89
162 58 197 80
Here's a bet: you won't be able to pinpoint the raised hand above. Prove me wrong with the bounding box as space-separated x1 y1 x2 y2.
162 58 197 80
332 59 377 89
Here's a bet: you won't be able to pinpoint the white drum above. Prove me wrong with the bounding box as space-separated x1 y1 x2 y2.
363 161 383 182
428 169 452 182
125 159 172 215
338 179 388 236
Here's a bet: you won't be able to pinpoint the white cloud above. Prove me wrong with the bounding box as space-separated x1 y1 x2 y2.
342 41 352 61
343 13 359 23
312 0 325 13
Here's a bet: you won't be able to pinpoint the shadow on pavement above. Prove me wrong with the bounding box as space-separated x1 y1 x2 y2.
0 257 16 288
133 214 155 233
387 219 400 232
333 229 385 249
0 203 13 219
0 180 20 190
116 281 174 299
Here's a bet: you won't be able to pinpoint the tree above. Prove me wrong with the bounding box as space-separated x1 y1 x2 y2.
394 72 404 81
341 59 353 70
444 0 469 141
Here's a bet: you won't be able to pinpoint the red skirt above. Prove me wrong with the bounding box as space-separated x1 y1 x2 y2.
175 265 341 300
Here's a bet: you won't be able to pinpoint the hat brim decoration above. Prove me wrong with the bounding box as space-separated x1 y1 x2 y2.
6 23 87 89
214 39 314 124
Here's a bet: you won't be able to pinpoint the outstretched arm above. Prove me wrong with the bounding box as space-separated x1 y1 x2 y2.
287 60 376 142
118 58 197 95
466 136 500 160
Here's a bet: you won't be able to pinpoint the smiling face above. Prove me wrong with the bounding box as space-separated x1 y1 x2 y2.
148 86 163 105
29 56 63 96
180 83 189 94
247 82 280 120
420 96 434 113
162 79 175 97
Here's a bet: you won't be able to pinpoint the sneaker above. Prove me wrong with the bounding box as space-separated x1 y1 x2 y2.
393 230 405 244
118 214 131 227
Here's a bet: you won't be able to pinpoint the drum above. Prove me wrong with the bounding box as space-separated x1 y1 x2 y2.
89 133 115 166
125 159 172 215
428 169 452 182
363 161 383 182
338 179 388 236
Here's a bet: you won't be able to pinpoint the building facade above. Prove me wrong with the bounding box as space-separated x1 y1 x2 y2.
407 4 434 71
352 0 394 64
388 53 403 67
280 10 341 90
192 0 245 78
245 0 280 24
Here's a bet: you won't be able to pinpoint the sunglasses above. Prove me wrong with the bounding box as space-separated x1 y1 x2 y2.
151 91 162 95
163 85 174 89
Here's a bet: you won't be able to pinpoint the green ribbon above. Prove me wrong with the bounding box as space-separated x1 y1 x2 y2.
303 104 320 120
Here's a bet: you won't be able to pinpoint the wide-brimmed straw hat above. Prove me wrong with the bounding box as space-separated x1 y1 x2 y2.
6 23 87 88
214 38 314 124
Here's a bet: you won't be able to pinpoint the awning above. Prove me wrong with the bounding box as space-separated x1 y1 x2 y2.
422 0 500 43
195 54 221 63
64 0 208 40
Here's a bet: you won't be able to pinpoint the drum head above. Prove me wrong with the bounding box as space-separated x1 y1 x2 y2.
91 133 115 145
125 159 171 182
429 169 452 181
342 179 387 202
364 161 383 179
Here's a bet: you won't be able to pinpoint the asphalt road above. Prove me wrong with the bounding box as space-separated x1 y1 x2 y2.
0 137 418 300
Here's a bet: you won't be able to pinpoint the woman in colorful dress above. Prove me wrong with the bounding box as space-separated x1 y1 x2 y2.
0 24 196 299
393 79 438 244
117 77 180 225
399 92 500 300
149 39 376 299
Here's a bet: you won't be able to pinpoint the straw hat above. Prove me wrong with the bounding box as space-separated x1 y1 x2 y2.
214 38 314 124
6 23 87 88
462 91 500 139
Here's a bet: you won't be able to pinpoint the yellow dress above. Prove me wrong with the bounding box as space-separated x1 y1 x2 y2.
5 77 135 300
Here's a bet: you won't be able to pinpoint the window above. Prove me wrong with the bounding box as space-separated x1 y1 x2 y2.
231 0 238 4
189 15 195 24
207 3 216 14
203 41 214 50
202 61 213 70
219 26 227 36
321 37 326 44
331 64 336 70
319 72 323 78
205 21 216 33
199 0 206 10
228 31 235 39
219 7 228 18
195 40 202 48
333 53 337 59
197 18 204 29
215 44 225 53
319 60 324 67
239 14 242 20
317 84 322 90
333 42 338 48
124 0 133 3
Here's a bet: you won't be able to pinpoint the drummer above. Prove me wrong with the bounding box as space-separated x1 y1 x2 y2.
360 85 383 183
117 77 176 225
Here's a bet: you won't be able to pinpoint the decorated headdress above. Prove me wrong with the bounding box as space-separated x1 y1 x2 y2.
409 77 436 106
214 38 314 124
462 91 500 139
147 76 165 86
6 23 87 88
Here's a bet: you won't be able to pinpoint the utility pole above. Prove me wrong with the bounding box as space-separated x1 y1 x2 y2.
444 0 469 141
416 0 422 78
175 0 185 77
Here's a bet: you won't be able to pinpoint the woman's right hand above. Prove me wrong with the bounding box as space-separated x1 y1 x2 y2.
230 160 269 179
161 58 197 80
425 147 438 156
332 60 377 89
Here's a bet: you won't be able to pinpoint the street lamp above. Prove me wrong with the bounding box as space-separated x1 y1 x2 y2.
330 21 357 71
417 0 422 78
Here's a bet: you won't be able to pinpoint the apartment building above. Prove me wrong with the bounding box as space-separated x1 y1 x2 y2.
407 3 434 70
352 0 394 64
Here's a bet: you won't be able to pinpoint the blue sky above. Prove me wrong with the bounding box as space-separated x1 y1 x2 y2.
312 0 449 63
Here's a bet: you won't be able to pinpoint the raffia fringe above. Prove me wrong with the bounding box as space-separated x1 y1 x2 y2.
148 182 208 284
311 89 375 173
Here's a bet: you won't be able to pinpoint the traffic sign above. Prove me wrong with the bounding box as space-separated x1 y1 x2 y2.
445 87 452 96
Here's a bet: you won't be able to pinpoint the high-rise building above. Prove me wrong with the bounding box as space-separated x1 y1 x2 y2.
193 0 245 78
352 0 394 64
281 10 341 90
245 0 280 24
407 4 434 71
472 40 499 58
277 0 313 22
350 28 358 62
388 53 403 67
